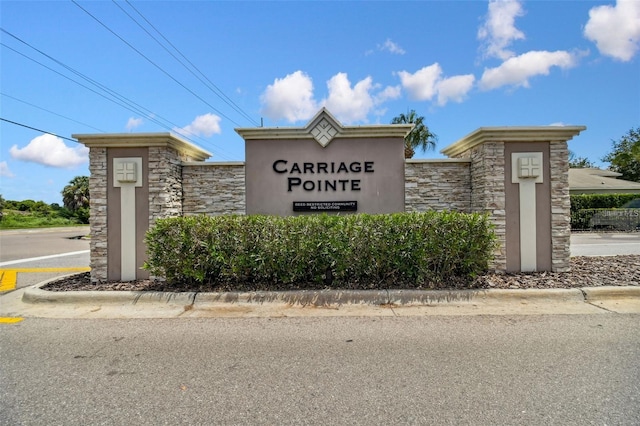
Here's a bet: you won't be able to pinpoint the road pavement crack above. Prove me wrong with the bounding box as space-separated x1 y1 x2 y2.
178 292 198 316
585 302 616 313
579 288 616 313
383 289 399 316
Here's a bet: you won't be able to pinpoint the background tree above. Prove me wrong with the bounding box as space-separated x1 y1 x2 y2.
569 151 595 168
602 127 640 182
62 176 90 212
391 110 437 159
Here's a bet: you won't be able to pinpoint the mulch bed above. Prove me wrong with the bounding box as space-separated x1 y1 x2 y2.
41 255 640 292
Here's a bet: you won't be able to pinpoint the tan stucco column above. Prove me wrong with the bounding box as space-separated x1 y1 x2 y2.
442 126 585 273
73 133 211 282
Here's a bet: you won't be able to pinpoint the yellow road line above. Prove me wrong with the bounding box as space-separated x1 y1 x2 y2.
0 267 90 292
0 270 17 292
0 317 24 324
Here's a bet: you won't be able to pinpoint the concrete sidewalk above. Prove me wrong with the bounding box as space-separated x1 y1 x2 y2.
1 277 639 319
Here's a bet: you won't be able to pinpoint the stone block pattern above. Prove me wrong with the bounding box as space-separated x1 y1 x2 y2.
182 164 246 216
460 142 507 272
88 147 108 283
549 141 571 272
148 146 184 227
404 161 471 213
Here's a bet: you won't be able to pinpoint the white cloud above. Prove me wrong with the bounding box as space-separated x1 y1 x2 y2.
379 39 406 55
584 0 640 62
9 134 88 169
323 73 378 124
436 74 476 106
125 117 143 131
479 50 577 91
397 64 475 106
174 113 222 138
260 71 400 124
260 71 318 122
374 85 402 105
478 0 526 60
0 161 15 178
397 64 442 101
323 74 402 123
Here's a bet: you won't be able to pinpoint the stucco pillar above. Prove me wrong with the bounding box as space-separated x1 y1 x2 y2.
442 126 585 273
74 133 211 282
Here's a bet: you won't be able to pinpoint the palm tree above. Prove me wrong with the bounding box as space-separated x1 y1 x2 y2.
391 110 437 159
62 176 89 212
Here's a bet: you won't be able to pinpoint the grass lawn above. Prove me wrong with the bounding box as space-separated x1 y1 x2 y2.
0 210 86 229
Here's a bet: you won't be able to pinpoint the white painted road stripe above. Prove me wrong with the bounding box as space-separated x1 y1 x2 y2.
0 250 90 267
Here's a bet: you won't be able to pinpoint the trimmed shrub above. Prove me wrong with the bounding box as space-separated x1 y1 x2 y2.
571 194 638 211
144 212 496 290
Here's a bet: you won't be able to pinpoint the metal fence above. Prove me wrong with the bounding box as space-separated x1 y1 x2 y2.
572 209 640 231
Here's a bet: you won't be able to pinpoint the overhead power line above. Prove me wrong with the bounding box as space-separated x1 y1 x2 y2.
71 0 245 128
0 31 176 130
1 92 106 133
1 41 172 134
0 30 237 160
118 0 259 127
0 117 79 143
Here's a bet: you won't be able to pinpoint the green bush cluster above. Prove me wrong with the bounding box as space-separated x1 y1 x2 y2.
571 209 597 230
570 194 638 211
0 211 84 229
144 212 496 290
0 195 89 229
570 194 639 230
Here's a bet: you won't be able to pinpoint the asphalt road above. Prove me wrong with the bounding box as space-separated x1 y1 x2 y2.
0 226 89 262
1 229 639 425
570 232 640 256
1 315 638 425
0 227 90 289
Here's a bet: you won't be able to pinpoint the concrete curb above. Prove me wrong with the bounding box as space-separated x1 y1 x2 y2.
22 278 638 308
22 277 196 306
197 288 589 306
582 286 640 301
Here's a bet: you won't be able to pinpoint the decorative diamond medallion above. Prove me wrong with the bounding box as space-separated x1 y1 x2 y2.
310 118 339 147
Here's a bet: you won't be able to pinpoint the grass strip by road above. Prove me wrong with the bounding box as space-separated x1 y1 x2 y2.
0 267 90 292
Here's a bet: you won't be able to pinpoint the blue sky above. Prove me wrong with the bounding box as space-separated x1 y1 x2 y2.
1 0 639 205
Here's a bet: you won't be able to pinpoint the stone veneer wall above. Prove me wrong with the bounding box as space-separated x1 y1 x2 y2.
88 147 108 282
182 163 246 216
81 127 580 281
88 144 202 283
147 146 185 228
179 161 471 217
88 147 561 279
460 142 507 272
549 141 571 272
404 160 471 213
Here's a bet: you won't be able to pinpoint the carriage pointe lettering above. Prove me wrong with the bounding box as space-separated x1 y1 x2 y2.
272 160 375 192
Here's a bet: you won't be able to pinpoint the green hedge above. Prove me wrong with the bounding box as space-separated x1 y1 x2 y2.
571 194 639 230
144 212 496 290
570 194 638 211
